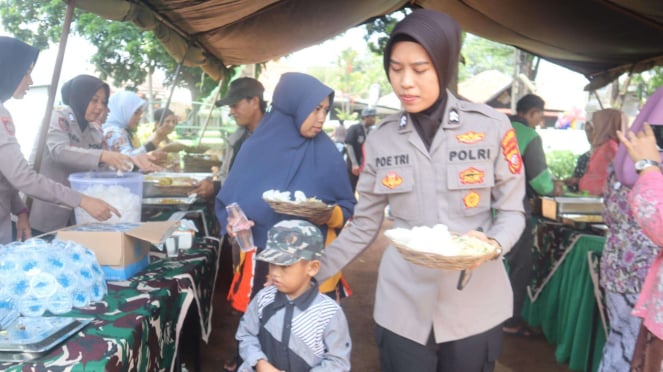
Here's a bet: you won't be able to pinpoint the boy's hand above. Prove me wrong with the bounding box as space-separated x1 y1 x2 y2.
255 359 283 372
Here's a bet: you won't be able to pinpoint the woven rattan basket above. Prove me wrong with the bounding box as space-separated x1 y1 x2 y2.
264 198 333 220
387 236 496 270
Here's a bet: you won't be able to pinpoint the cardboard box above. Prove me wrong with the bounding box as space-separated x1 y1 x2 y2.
56 221 178 281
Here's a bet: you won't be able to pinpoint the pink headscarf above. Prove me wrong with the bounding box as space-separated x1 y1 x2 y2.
614 87 663 187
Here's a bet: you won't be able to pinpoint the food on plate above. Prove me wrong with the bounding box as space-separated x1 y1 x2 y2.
384 224 495 256
160 199 182 204
149 176 199 187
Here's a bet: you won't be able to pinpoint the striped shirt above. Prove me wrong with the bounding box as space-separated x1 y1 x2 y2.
236 280 351 372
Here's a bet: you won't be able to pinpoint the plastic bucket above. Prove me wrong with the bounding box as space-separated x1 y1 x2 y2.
68 171 144 224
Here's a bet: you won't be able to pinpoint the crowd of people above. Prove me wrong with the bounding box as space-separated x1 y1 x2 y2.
2 6 663 372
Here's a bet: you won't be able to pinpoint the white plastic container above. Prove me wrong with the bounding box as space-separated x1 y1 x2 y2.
69 171 144 224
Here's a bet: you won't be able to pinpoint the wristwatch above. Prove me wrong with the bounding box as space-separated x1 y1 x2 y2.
634 159 660 173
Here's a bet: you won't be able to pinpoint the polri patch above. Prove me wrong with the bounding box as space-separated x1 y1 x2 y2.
1 117 15 136
500 128 523 174
399 114 407 128
381 171 403 189
456 131 485 144
459 167 485 185
463 191 480 208
58 117 70 132
449 109 459 123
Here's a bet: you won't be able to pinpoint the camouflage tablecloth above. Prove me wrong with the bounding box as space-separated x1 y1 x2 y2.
527 218 601 302
1 237 220 372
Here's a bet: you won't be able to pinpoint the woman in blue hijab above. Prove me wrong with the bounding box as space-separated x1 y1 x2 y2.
216 72 356 311
102 90 162 171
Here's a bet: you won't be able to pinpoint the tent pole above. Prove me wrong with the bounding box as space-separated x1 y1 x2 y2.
27 0 76 209
160 45 190 118
593 90 604 110
194 80 224 147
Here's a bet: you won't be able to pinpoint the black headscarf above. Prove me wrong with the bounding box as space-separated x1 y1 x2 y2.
61 75 110 131
0 37 39 103
383 9 462 149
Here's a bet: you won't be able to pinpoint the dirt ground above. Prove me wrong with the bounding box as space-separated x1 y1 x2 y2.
199 220 572 372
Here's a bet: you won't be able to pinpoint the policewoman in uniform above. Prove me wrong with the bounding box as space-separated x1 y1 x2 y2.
316 10 525 372
0 37 119 243
30 75 132 233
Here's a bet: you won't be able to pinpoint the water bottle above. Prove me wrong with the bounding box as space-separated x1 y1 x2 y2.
18 295 47 317
46 289 73 315
225 203 255 252
29 271 58 298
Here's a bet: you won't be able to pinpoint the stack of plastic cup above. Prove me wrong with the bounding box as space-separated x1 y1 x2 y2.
0 238 108 317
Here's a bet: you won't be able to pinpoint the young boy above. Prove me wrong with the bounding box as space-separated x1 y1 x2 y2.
235 220 352 372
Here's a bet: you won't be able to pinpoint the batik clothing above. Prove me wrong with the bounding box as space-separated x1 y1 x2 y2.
236 281 351 372
102 91 147 156
597 291 641 372
631 170 663 340
598 170 659 371
600 170 659 294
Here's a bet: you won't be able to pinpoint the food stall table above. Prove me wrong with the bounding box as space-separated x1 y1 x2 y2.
0 237 220 371
523 219 606 372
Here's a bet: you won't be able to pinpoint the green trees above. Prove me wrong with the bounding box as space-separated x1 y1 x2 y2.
0 0 216 104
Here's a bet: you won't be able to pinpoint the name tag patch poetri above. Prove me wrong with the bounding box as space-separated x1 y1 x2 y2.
500 128 523 174
1 117 15 136
381 171 403 189
459 167 485 185
456 131 485 144
463 191 480 208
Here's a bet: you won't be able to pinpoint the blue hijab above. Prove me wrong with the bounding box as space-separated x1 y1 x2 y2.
0 37 39 103
103 90 145 130
216 72 355 249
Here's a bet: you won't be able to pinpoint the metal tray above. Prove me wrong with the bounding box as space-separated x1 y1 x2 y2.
142 196 197 210
541 196 603 221
0 317 91 362
143 172 211 197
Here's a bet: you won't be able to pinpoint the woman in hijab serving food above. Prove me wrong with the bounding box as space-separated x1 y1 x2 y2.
216 72 356 312
315 10 525 371
29 74 132 233
102 90 163 171
0 37 119 242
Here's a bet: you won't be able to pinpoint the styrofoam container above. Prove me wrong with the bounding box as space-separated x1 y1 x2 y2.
69 172 144 224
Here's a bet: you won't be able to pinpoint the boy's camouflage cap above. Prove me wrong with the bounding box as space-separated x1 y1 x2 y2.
256 220 324 265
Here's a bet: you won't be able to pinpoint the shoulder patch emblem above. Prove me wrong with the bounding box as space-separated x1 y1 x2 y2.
58 117 70 132
463 191 480 208
399 114 407 128
459 167 485 185
1 117 15 136
381 171 403 189
456 131 485 144
500 128 523 174
449 109 459 123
